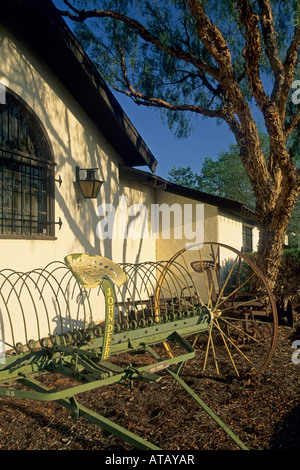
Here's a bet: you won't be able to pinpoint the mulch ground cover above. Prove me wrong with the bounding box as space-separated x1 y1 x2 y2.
0 312 300 452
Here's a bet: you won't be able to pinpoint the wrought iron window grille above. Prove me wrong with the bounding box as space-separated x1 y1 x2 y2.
0 91 61 237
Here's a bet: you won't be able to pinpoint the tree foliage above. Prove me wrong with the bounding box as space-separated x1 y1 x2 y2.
169 143 255 208
58 0 300 284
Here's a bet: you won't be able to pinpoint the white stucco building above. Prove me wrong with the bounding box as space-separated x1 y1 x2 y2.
0 0 262 351
0 0 258 274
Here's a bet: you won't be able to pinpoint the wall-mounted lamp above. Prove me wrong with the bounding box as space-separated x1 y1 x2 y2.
75 166 103 206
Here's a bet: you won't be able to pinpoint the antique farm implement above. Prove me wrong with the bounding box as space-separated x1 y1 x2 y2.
0 242 278 450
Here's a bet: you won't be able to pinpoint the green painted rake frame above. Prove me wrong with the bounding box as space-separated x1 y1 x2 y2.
0 247 277 450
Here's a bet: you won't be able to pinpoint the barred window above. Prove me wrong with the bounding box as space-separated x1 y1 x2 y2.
242 225 253 253
0 91 55 237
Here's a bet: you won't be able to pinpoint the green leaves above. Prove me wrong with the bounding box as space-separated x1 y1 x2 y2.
168 143 255 208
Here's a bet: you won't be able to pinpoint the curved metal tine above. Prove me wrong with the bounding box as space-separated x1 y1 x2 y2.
20 270 51 338
128 262 157 320
42 261 93 333
35 261 67 293
172 259 202 309
129 263 150 299
195 246 212 307
129 262 156 320
18 267 71 343
154 261 181 315
180 246 208 303
27 270 56 341
164 260 193 312
115 263 133 322
178 249 197 302
31 268 70 337
37 262 75 333
149 260 185 319
162 260 201 308
13 270 47 344
155 258 199 318
62 270 92 331
208 244 220 308
214 254 239 311
57 266 94 331
0 270 29 348
179 249 189 272
130 262 160 320
115 264 144 322
154 261 179 315
0 271 18 350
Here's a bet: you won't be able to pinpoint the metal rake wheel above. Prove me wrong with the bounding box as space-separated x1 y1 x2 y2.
156 242 278 379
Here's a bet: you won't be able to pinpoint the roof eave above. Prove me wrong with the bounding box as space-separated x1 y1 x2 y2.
1 0 157 172
119 166 257 223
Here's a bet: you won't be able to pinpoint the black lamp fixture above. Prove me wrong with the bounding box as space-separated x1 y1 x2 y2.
75 166 103 204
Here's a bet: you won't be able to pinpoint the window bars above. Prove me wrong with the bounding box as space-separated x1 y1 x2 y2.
0 91 55 237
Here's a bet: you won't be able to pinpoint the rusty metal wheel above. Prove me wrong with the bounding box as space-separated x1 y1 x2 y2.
157 242 278 379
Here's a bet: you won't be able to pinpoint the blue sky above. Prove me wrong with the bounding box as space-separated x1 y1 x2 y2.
116 94 236 179
53 0 237 179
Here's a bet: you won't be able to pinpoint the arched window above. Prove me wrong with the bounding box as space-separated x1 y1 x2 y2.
0 91 55 237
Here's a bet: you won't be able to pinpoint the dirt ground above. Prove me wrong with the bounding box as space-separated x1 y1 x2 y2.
0 312 300 453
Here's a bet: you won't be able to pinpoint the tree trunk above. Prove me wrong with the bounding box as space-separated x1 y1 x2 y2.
256 224 286 291
255 174 299 292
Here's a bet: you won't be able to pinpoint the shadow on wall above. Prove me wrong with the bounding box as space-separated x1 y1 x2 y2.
0 31 146 265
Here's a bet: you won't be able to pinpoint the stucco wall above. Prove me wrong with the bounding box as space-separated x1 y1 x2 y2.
0 24 260 350
0 24 157 273
217 210 259 253
217 211 244 252
155 191 218 262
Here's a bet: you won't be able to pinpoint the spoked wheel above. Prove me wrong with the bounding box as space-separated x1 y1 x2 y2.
157 242 278 379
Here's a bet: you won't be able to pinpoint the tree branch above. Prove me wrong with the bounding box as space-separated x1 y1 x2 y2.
278 27 300 119
58 5 220 81
237 0 269 111
285 111 300 138
114 38 226 119
257 0 285 102
62 0 80 15
186 0 232 72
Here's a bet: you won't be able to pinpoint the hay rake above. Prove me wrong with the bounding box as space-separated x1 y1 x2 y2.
0 242 278 450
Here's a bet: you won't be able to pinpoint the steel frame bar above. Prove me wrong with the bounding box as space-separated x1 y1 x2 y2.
17 377 161 450
0 332 248 450
0 244 277 451
147 346 249 450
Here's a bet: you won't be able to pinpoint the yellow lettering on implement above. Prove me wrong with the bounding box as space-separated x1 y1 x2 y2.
102 289 115 360
108 305 114 314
